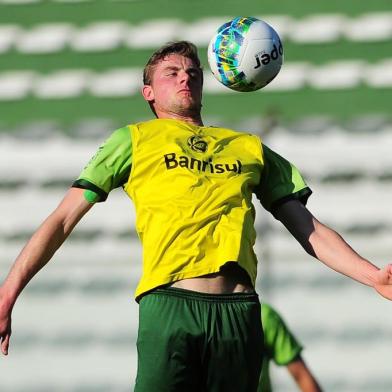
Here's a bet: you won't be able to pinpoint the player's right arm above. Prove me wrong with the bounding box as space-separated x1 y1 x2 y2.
0 187 93 356
257 143 392 300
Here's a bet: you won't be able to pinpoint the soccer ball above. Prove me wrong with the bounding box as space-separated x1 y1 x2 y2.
207 17 283 92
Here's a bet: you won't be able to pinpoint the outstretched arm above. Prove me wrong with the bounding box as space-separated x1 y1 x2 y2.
286 356 323 392
275 200 392 300
0 187 94 355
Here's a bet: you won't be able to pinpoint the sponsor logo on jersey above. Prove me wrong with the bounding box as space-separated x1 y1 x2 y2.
164 153 242 174
254 40 283 69
187 136 208 153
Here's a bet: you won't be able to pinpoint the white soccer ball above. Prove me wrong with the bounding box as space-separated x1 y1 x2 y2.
207 17 283 92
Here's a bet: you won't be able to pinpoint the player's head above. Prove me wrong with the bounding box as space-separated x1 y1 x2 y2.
142 41 203 119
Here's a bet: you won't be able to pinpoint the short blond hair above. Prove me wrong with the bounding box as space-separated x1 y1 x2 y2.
143 41 202 85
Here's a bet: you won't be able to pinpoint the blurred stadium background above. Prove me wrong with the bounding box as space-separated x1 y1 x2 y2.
1 0 392 390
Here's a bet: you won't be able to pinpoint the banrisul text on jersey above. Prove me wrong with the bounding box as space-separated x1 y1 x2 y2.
164 153 242 174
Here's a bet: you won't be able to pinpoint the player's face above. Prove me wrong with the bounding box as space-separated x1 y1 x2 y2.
142 54 203 118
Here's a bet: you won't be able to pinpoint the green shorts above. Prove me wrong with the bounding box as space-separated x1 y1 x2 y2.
135 287 264 392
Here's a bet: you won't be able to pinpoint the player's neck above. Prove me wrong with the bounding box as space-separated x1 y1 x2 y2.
156 111 204 126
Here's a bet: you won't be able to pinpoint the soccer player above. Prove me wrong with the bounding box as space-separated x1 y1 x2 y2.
259 303 322 392
0 41 391 391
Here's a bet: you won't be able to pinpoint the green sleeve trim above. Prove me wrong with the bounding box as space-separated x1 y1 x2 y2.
72 179 108 202
84 189 101 204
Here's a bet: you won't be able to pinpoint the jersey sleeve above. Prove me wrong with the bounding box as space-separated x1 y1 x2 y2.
255 144 312 217
72 126 132 202
262 303 303 366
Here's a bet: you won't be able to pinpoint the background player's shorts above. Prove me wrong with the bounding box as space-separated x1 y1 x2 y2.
135 286 264 392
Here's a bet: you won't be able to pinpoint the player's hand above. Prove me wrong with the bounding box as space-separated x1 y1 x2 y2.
0 294 12 355
374 264 392 300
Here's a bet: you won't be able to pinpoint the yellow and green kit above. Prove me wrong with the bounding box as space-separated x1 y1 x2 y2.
73 118 311 391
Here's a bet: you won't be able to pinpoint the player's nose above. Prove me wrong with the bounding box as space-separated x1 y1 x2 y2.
179 70 191 85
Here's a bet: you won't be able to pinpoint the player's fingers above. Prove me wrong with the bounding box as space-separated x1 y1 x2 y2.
382 264 392 283
378 264 392 284
387 264 392 283
375 286 392 301
1 333 10 355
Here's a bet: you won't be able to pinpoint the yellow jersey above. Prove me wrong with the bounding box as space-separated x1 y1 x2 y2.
73 118 311 300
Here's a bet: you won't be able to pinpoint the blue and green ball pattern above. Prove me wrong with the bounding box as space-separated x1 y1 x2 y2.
211 16 258 91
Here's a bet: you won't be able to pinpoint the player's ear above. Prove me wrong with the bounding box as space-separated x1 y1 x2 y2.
142 85 154 102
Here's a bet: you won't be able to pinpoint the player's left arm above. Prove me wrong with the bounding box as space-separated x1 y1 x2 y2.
275 199 392 300
286 356 323 392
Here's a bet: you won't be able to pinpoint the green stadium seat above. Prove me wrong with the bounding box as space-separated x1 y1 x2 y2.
15 23 73 54
34 69 90 98
89 68 141 97
0 71 34 100
365 59 392 88
70 21 128 52
344 12 392 42
288 14 344 44
0 24 20 53
307 60 364 89
125 19 183 48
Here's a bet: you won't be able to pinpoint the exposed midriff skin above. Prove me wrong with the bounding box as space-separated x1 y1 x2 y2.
170 262 254 293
